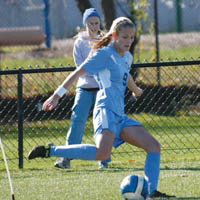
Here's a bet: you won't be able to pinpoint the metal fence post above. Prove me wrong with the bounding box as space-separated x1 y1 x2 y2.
0 52 1 96
153 0 160 85
176 0 183 32
17 69 23 169
43 0 51 48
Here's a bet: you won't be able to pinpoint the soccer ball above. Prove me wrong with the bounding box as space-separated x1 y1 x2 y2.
120 174 149 200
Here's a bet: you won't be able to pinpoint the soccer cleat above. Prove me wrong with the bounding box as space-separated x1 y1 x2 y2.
28 143 53 160
98 161 108 169
149 190 176 199
54 158 71 169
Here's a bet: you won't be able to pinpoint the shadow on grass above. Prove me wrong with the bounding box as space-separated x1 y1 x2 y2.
26 166 200 172
49 166 145 174
160 167 200 171
102 166 200 172
175 198 200 200
152 198 200 200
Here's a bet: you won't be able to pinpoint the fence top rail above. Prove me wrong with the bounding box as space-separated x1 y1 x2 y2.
0 60 200 75
133 60 200 68
0 66 76 75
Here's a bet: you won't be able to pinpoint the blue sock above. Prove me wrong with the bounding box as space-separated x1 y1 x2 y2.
100 156 111 163
50 144 96 160
144 152 160 194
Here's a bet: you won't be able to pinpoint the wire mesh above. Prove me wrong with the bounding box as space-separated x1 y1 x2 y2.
0 63 199 166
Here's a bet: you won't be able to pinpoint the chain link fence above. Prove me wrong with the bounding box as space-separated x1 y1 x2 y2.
0 61 199 168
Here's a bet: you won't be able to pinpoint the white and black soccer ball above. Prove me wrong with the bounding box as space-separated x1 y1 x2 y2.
120 174 148 200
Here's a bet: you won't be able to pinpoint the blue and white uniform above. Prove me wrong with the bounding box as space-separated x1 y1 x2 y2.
51 43 160 194
82 44 142 148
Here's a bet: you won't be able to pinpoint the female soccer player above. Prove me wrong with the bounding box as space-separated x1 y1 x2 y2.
54 8 111 169
28 17 175 198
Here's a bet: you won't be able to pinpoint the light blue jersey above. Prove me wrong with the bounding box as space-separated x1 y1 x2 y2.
50 36 160 195
82 44 133 116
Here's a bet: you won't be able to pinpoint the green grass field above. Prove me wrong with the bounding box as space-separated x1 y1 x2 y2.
0 113 200 200
1 157 200 200
137 45 200 61
1 44 200 70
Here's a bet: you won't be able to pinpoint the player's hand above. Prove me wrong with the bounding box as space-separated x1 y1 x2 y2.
132 87 143 100
42 94 60 111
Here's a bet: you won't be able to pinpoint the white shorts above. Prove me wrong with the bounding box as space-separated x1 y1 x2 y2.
93 107 142 148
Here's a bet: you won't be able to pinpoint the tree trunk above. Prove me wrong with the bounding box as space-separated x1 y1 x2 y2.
74 0 92 15
101 0 116 30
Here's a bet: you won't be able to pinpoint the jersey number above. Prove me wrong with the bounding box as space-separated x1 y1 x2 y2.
123 73 128 86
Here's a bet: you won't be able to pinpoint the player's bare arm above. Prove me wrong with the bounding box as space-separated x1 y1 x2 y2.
127 74 143 99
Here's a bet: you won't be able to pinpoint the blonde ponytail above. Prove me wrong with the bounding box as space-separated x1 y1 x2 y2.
92 33 112 50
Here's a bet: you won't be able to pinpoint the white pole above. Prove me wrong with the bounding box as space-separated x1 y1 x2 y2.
0 137 15 200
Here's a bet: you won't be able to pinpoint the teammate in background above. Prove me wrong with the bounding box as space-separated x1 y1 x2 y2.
54 8 111 169
28 17 175 198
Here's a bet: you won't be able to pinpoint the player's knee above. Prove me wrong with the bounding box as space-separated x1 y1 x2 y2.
146 139 160 153
153 140 161 152
152 140 160 153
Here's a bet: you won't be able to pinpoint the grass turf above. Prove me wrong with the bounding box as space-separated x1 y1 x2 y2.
0 113 200 199
0 156 200 200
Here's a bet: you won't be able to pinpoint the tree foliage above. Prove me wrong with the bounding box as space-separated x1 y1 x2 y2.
74 0 92 15
126 0 151 55
101 0 116 30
